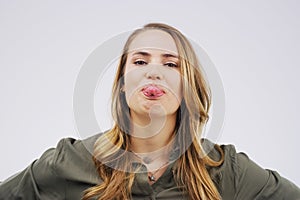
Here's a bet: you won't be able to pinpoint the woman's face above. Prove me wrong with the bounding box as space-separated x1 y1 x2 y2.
123 29 182 120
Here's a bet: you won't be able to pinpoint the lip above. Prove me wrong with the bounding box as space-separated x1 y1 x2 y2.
141 84 165 99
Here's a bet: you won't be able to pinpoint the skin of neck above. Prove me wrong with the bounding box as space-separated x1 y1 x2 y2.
129 111 177 154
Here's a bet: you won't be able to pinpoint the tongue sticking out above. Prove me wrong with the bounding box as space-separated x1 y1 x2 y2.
142 85 164 98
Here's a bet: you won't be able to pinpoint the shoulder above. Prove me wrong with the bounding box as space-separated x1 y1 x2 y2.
43 134 101 182
205 141 300 199
0 134 102 199
35 134 103 198
30 133 102 191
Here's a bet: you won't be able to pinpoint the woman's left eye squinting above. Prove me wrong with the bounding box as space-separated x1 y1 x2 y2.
164 62 178 68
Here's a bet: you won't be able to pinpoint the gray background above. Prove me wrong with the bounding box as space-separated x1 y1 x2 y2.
1 0 299 186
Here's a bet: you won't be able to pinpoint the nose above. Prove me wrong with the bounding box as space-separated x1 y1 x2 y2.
145 65 163 80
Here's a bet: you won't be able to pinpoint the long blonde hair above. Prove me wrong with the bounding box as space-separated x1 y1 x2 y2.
82 23 224 200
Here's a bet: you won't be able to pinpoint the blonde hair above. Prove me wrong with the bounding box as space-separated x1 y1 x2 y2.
82 23 224 200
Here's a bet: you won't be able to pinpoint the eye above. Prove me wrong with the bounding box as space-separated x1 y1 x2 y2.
164 62 178 68
134 60 148 65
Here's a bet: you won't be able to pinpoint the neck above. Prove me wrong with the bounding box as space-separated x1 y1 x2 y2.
129 112 177 153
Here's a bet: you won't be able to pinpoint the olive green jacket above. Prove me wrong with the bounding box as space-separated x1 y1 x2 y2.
0 134 299 200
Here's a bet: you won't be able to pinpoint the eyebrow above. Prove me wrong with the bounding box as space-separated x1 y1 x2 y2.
132 51 151 57
162 53 179 59
131 51 179 59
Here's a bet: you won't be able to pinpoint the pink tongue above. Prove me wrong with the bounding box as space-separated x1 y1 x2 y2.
143 86 164 98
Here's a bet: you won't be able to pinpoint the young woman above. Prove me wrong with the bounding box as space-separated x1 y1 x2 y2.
0 23 299 200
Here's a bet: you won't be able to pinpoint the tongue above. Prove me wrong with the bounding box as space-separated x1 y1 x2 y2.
142 86 164 98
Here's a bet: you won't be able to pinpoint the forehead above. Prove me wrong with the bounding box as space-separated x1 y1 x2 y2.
128 29 178 55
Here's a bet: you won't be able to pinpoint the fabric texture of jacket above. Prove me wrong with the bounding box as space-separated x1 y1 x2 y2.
0 134 299 200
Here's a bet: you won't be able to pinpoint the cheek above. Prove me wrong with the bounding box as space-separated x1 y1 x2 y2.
167 71 183 101
123 66 143 103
